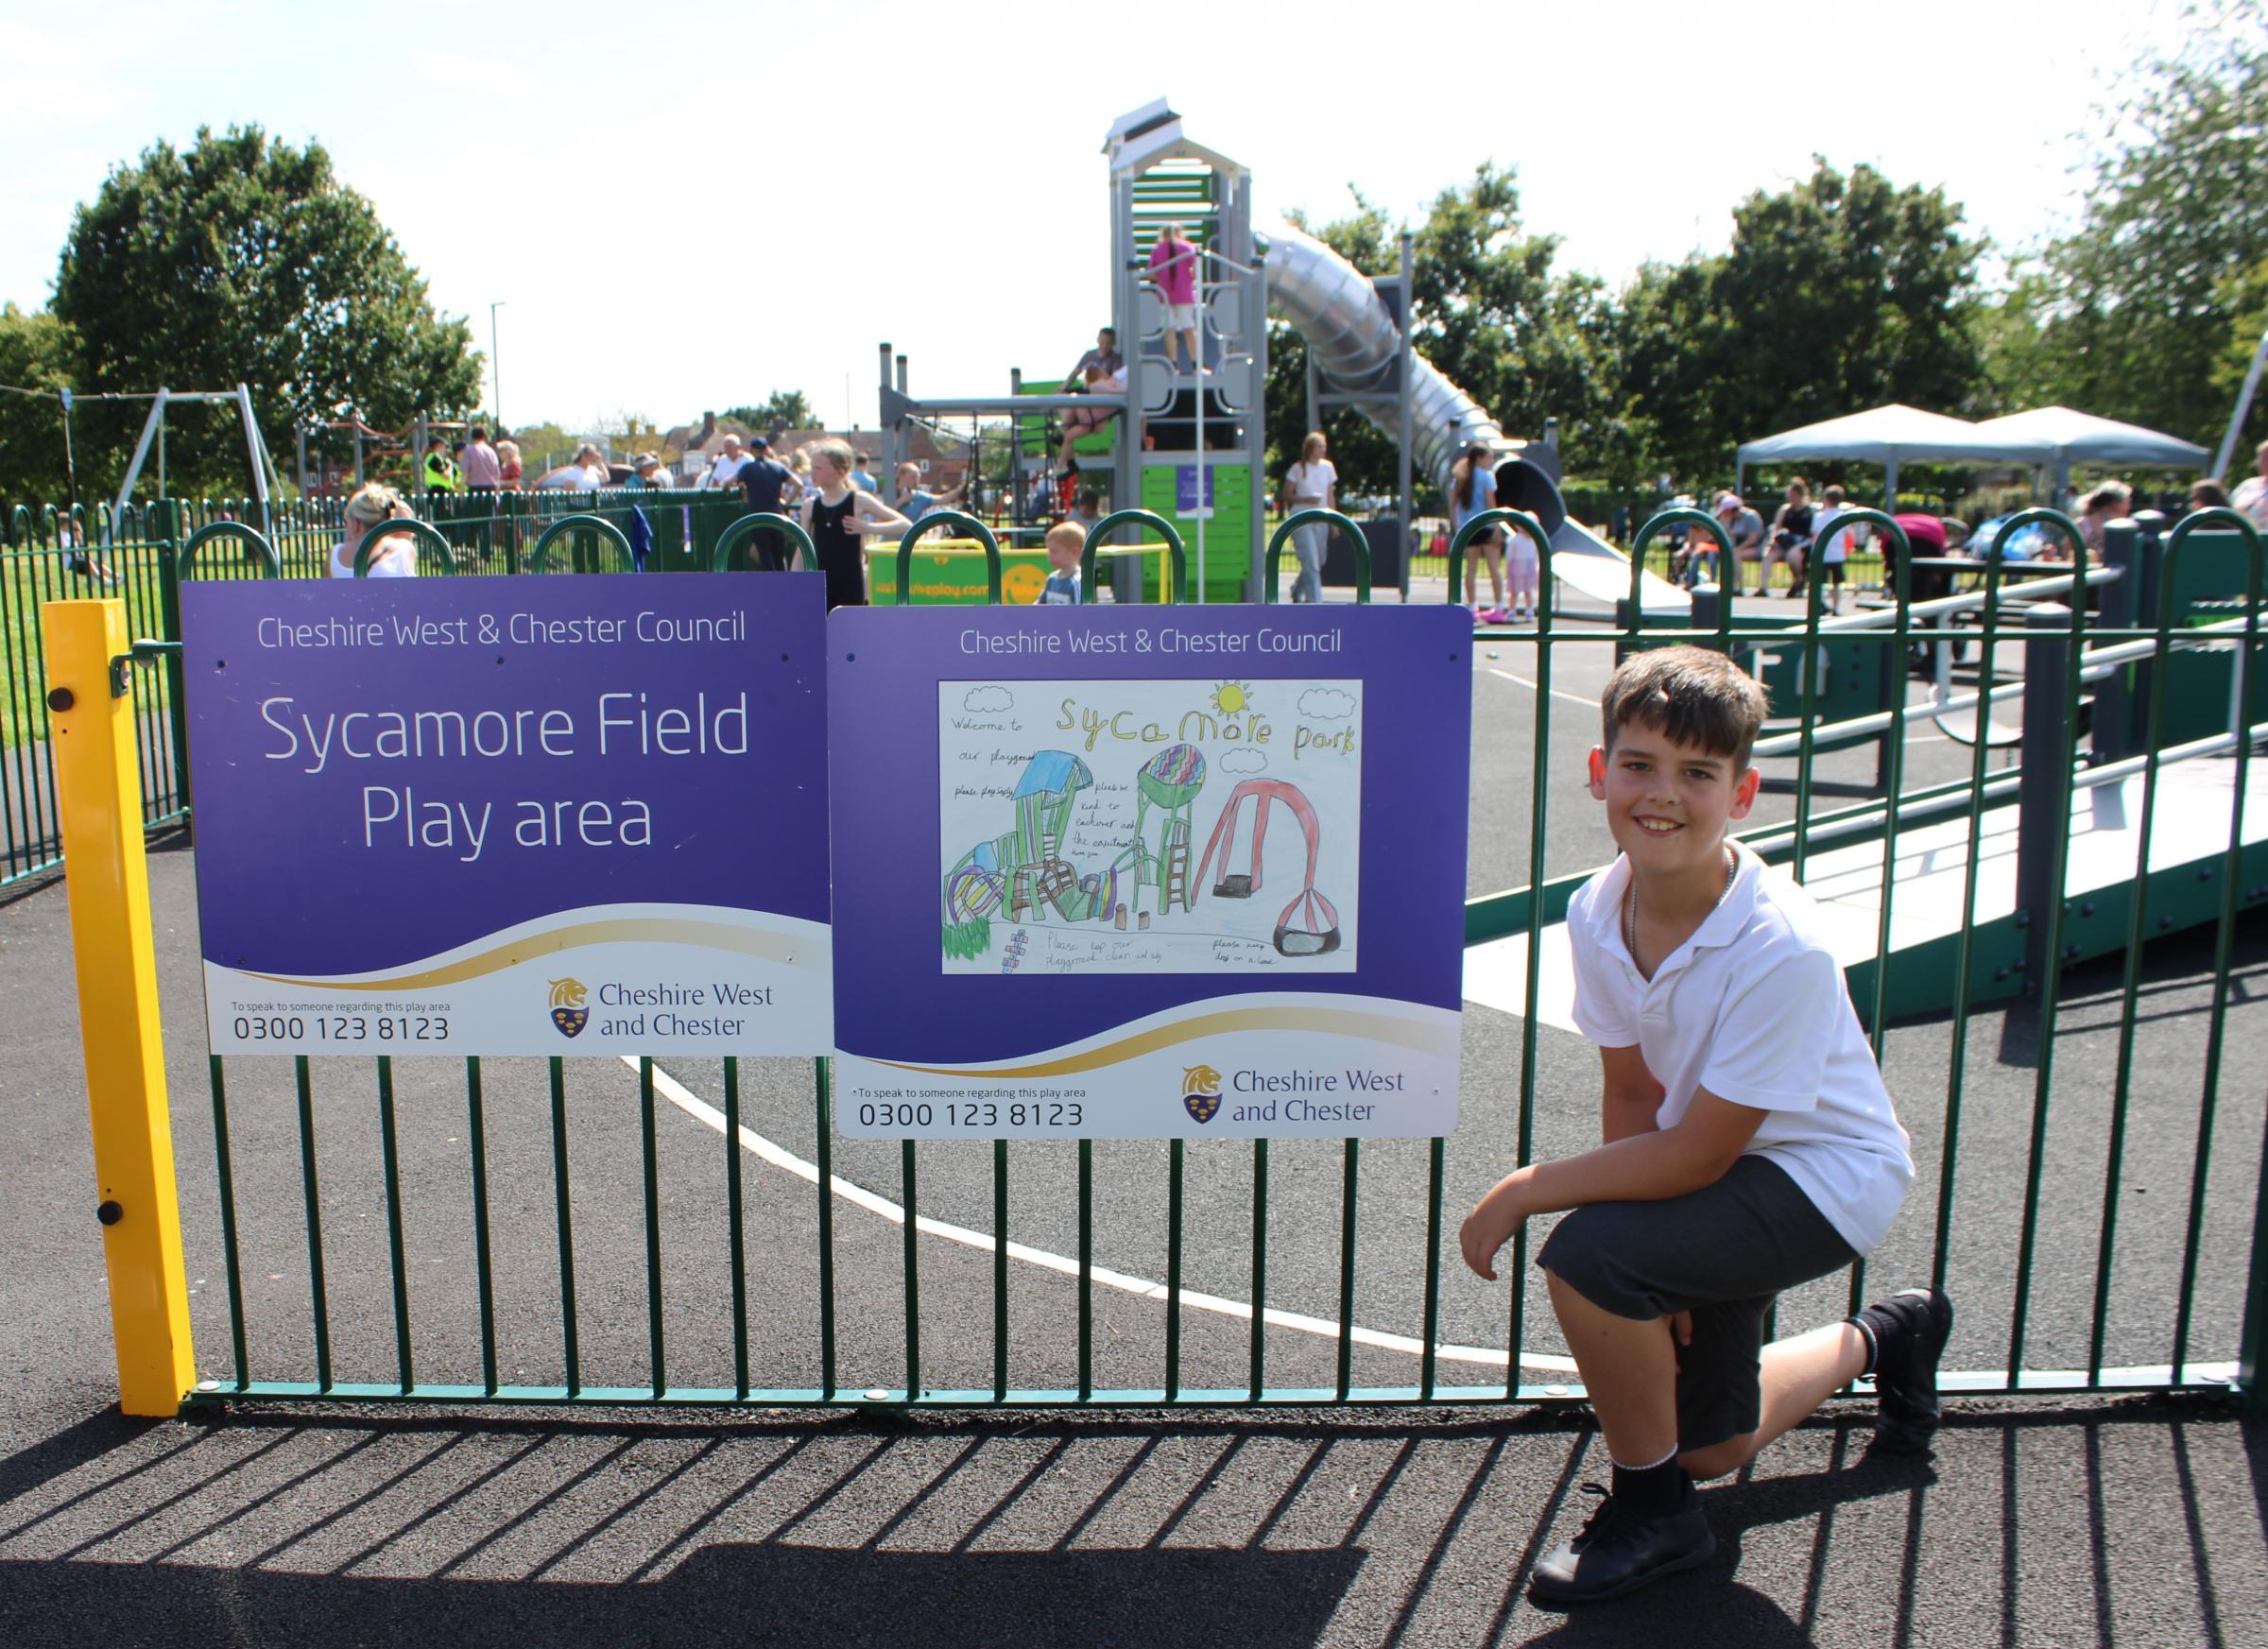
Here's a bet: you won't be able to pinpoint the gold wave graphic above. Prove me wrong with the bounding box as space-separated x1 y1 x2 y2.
869 1005 1450 1080
247 916 818 993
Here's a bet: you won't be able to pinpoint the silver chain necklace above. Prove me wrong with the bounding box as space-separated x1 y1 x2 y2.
1625 844 1738 971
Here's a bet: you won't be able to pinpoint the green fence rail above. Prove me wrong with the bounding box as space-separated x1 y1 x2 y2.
28 500 2268 1419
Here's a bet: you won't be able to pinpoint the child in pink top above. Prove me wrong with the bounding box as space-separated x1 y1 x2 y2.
1148 222 1201 371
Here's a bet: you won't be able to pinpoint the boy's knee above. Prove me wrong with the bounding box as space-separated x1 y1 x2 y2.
1679 1434 1757 1481
1537 1207 1624 1314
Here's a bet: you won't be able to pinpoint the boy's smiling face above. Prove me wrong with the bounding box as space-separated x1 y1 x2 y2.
1589 721 1761 876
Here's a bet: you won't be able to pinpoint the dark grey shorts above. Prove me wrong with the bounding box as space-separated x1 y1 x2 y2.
1536 1155 1859 1451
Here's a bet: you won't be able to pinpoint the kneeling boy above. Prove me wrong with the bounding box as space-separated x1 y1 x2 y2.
1459 646 1950 1606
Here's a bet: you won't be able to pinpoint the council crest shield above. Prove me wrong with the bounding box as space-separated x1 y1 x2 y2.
548 977 590 1039
1181 1062 1223 1125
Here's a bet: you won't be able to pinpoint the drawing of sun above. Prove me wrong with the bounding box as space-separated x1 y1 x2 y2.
1211 680 1254 715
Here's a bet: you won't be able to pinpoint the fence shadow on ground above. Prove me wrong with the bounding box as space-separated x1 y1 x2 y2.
3 1397 2257 1648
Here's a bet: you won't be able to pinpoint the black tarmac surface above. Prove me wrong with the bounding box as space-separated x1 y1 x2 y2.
5 594 2267 1645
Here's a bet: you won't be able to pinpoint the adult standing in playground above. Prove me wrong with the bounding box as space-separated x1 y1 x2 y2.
800 437 907 608
422 437 459 494
850 453 879 493
734 438 794 515
1149 224 1201 371
1280 430 1337 604
2231 438 2268 529
1452 444 1506 623
328 483 419 577
460 426 501 493
731 438 799 569
703 433 754 490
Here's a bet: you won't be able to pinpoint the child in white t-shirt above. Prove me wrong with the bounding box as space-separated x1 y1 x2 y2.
1813 483 1852 613
1281 431 1338 604
1460 645 1944 1608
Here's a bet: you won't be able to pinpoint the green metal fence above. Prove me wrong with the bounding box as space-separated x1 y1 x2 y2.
54 502 2268 1417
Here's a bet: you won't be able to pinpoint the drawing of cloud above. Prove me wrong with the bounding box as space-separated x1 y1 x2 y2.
963 686 1014 713
1297 688 1357 721
1219 747 1267 774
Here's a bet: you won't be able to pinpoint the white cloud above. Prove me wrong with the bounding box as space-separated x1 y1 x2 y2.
1297 688 1356 721
963 686 1013 713
1219 747 1266 773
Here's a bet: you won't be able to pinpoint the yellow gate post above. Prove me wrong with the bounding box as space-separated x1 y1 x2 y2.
43 597 197 1416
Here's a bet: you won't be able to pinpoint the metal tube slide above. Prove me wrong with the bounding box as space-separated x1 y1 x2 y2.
1260 218 1683 613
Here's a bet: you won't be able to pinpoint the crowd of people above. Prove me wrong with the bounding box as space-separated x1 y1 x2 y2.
339 416 2268 615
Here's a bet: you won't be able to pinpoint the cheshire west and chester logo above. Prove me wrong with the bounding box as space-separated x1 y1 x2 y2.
548 978 590 1039
1181 1063 1223 1125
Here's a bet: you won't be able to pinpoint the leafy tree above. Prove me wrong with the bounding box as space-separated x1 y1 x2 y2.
500 420 582 474
53 125 480 497
2031 0 2268 455
724 389 816 435
0 305 80 509
1620 159 1984 486
1265 166 1634 506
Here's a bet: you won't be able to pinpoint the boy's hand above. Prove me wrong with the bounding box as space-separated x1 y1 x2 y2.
1458 1178 1528 1280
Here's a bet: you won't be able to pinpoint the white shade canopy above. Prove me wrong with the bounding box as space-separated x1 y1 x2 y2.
1970 406 2209 471
1736 404 2056 468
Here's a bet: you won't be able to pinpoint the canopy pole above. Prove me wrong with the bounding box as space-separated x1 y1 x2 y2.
2212 324 2268 481
1884 455 1899 513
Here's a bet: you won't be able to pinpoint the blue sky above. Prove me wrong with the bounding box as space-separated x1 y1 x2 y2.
0 0 2161 438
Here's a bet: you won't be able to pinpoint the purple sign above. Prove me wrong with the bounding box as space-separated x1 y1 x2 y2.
181 574 832 1056
827 603 1471 1139
1173 465 1217 514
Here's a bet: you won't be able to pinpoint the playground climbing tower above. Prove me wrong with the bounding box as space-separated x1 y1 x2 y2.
1105 101 1268 603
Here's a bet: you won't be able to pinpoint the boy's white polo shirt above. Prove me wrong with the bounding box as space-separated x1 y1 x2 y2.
1565 839 1914 1253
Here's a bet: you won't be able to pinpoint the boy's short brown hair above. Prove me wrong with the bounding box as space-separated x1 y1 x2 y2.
1045 520 1086 557
1601 646 1770 769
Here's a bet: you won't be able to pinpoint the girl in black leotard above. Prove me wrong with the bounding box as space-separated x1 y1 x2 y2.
797 438 907 608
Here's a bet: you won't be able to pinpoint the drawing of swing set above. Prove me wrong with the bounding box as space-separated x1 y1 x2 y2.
940 743 1343 963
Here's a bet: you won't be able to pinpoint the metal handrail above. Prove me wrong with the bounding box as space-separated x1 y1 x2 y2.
180 521 281 578
712 512 816 573
528 513 636 574
1264 508 1370 604
352 516 455 575
1445 508 1551 607
1079 509 1186 604
1743 609 2268 759
895 510 1001 605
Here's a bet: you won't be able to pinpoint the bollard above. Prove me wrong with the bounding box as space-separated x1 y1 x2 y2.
43 597 197 1416
2093 515 2150 762
2014 603 2073 993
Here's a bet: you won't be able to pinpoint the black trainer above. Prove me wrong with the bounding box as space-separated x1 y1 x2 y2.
1864 1286 1953 1451
1527 1480 1716 1606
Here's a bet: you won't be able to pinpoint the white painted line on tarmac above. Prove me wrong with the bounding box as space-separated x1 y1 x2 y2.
1484 667 1600 711
630 1056 1581 1377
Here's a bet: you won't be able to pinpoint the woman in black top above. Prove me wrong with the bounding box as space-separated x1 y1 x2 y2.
1764 479 1816 596
798 438 907 607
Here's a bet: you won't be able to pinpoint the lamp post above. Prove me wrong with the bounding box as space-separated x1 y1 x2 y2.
489 301 506 427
